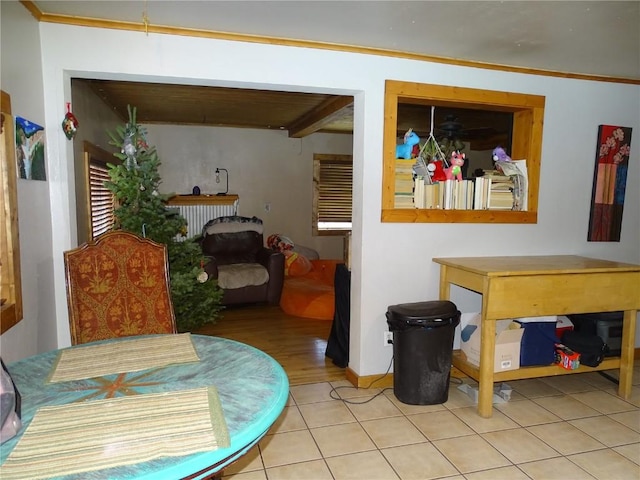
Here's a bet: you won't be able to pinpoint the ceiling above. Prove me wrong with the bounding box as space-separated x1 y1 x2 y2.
76 79 356 138
36 1 639 139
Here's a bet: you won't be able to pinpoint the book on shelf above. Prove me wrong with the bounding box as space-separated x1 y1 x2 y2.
413 177 442 209
395 179 414 192
414 176 425 209
425 182 440 209
474 176 487 210
488 191 514 210
482 169 511 182
394 195 414 208
481 169 514 210
394 162 414 208
395 158 416 204
395 158 415 174
496 159 528 211
437 179 475 210
466 180 475 210
442 179 453 210
411 171 529 212
410 178 480 211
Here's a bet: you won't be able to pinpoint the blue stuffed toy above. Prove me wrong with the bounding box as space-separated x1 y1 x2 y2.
396 129 420 159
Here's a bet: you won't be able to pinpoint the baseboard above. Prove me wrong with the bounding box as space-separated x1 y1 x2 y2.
346 348 640 389
345 367 393 389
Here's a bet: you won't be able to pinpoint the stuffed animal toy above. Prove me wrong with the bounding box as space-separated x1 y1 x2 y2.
427 160 447 182
412 143 420 158
492 146 512 163
445 151 465 181
396 129 420 159
267 234 294 252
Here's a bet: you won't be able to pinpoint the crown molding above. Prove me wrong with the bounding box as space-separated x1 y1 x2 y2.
20 1 639 86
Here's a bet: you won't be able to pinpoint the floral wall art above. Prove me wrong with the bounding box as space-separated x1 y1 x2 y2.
587 125 632 242
15 116 46 181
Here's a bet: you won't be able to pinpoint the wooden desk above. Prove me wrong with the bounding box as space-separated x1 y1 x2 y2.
433 256 640 418
1 335 288 479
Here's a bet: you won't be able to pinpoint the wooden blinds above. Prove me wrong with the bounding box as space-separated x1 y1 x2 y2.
88 159 114 238
84 143 120 240
313 154 353 225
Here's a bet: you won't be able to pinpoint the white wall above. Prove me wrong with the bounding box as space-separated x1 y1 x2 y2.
146 124 351 258
70 80 123 245
4 14 639 376
0 1 57 361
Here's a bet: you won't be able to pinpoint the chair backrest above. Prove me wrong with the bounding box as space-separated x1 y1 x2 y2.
64 231 177 345
201 216 265 265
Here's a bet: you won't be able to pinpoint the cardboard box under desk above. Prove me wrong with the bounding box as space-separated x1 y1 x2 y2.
460 313 524 372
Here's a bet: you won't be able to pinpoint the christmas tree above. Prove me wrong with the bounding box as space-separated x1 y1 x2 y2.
105 106 223 331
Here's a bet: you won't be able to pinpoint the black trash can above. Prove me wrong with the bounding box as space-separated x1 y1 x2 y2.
386 301 460 405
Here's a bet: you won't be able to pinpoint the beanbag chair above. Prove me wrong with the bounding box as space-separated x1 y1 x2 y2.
284 251 313 277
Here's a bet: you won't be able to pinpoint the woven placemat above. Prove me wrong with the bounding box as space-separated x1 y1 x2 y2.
48 333 199 383
0 386 229 480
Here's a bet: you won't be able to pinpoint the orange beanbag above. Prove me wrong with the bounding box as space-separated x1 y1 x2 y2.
284 251 313 277
280 260 340 320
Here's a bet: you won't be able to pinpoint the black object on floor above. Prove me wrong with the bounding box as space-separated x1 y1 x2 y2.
598 371 619 385
568 311 623 357
325 263 351 368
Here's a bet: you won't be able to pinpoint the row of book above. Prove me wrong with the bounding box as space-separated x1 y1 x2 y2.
412 173 518 211
394 158 416 208
393 157 528 211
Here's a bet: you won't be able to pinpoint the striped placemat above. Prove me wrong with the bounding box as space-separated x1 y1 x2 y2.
48 333 199 383
0 386 229 480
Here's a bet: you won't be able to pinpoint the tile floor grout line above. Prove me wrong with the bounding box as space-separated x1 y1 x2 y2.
224 368 640 479
300 391 341 480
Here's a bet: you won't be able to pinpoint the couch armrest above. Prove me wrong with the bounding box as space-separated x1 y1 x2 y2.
203 256 219 279
257 248 285 305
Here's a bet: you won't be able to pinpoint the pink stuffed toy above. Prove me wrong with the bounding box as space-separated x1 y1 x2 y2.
445 151 465 181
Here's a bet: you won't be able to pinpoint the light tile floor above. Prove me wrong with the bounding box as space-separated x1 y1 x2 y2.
222 367 640 479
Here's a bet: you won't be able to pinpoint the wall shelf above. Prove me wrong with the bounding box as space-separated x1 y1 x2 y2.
381 80 545 223
166 194 239 206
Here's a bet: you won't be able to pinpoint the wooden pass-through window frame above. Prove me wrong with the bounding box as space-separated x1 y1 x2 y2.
381 80 545 223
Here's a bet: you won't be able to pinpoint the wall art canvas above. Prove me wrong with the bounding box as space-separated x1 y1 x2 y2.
15 116 46 181
587 125 632 242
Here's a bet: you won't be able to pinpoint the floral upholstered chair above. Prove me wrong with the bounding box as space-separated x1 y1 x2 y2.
63 231 177 345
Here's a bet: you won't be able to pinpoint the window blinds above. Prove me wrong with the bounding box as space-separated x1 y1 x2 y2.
88 158 115 239
314 154 353 229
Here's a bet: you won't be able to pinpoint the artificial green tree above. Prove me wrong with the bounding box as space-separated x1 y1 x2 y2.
105 106 223 331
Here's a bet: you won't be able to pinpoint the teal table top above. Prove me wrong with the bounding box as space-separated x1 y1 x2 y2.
0 334 289 479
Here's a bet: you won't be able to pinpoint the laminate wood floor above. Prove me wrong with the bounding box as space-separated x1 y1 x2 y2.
194 304 346 386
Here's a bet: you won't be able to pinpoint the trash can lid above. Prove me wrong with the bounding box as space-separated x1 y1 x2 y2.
386 301 460 330
387 300 458 320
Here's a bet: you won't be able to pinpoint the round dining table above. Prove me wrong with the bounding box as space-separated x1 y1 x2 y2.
0 334 289 480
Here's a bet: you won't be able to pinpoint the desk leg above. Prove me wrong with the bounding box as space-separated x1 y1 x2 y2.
619 309 637 399
478 313 496 418
438 266 451 301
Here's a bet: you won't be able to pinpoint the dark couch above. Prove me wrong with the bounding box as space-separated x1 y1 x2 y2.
200 216 284 306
